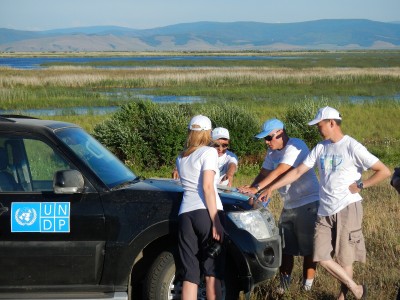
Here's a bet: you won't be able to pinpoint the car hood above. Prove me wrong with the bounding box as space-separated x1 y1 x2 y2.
127 178 252 209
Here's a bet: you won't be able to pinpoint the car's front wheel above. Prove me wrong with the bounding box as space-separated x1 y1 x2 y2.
143 250 183 299
143 249 239 300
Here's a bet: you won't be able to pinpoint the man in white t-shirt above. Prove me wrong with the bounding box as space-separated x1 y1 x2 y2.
238 118 320 293
259 107 391 300
211 127 238 187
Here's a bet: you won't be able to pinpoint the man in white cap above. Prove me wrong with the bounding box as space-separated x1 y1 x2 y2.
258 107 391 300
238 118 320 293
211 127 238 187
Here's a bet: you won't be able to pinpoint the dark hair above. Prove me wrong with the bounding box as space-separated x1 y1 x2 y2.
334 119 342 126
326 119 342 126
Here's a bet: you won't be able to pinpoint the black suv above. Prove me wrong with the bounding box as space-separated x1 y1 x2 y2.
0 115 281 300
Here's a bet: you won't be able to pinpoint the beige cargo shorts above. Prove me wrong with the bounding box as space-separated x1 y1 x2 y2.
313 201 366 266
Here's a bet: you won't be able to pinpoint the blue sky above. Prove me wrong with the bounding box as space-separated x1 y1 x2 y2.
1 0 399 31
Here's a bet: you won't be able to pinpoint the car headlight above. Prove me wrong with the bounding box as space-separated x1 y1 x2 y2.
227 210 275 240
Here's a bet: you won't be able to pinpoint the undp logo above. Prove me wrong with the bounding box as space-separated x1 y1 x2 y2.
11 202 70 233
15 207 38 226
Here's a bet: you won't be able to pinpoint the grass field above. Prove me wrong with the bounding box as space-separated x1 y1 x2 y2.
0 50 399 299
234 172 400 300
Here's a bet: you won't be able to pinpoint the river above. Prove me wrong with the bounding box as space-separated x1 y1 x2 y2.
0 55 294 69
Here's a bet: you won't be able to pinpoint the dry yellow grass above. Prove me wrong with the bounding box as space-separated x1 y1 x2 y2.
1 66 400 88
235 172 400 300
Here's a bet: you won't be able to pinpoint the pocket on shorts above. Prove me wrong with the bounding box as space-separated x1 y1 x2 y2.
349 229 363 246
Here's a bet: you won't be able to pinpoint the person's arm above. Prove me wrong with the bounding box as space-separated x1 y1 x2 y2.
172 167 179 180
349 160 391 193
203 170 224 242
238 168 270 194
258 163 310 202
220 162 237 187
255 163 293 192
251 168 270 186
239 164 293 195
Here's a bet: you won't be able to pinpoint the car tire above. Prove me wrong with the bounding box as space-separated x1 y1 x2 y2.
143 249 183 300
144 249 241 300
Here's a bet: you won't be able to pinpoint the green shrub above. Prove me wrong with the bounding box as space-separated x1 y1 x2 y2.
201 101 265 158
93 98 341 173
93 101 189 170
283 98 328 149
93 100 263 172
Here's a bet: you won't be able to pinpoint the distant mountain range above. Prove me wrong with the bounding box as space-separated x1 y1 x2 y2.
1 19 400 52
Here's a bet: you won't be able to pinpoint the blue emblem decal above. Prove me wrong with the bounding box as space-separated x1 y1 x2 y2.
11 202 70 233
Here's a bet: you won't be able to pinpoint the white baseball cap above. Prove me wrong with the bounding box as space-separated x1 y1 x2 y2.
212 127 230 140
188 115 212 131
308 106 342 125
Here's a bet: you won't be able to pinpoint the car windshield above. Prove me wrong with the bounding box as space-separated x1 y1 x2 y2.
55 127 137 189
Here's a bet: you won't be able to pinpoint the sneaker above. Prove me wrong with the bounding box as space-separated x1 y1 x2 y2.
303 284 312 291
302 278 314 291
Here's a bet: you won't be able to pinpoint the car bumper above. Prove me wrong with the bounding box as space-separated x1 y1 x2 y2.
226 226 282 293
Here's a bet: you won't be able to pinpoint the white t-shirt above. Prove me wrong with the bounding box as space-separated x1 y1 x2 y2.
262 138 320 209
218 150 238 184
303 135 379 216
176 146 223 215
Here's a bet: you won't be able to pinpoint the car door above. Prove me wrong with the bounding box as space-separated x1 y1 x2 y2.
0 134 106 287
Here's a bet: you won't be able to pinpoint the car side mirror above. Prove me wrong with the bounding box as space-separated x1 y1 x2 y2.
53 170 85 194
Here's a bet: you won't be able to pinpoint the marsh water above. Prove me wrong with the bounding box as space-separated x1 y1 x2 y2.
3 93 399 116
1 55 399 116
0 93 204 116
0 55 294 69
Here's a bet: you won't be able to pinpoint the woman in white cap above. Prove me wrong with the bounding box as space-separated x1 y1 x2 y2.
211 127 238 187
175 115 225 299
173 127 238 187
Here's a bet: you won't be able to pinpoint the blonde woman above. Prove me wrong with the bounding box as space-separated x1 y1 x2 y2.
176 115 225 300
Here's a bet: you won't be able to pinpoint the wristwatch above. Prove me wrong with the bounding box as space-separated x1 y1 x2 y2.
356 179 364 190
253 184 261 192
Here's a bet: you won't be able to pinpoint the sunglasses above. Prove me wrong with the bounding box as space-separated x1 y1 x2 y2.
212 143 229 149
264 131 279 142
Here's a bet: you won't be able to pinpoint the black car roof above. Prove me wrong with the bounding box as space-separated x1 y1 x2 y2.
0 115 79 131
